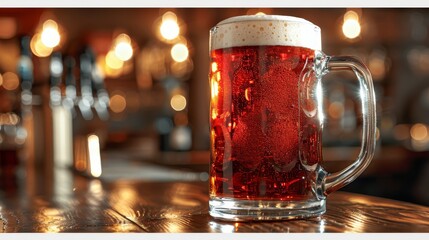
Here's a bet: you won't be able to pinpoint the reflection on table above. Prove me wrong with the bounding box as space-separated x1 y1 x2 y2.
0 153 429 233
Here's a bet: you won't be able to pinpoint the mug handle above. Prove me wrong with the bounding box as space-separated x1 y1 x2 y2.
318 52 377 195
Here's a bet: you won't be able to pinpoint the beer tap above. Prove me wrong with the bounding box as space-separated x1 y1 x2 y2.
17 36 34 106
92 74 110 121
87 48 109 121
77 50 94 120
62 56 78 118
49 52 63 107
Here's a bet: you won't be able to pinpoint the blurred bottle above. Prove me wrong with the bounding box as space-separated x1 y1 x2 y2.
49 52 74 169
16 35 48 196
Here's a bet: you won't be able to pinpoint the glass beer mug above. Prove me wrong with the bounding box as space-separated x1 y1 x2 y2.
209 15 376 221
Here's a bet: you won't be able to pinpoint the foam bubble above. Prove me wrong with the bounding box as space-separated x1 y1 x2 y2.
210 15 321 50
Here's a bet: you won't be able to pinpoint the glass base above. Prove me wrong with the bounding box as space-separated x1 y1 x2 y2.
209 197 326 221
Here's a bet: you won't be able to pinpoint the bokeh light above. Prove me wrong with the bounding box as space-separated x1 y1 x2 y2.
410 123 428 141
41 19 61 48
211 62 218 73
105 50 124 70
0 113 20 125
114 34 133 61
170 94 187 111
2 72 20 91
171 43 189 63
342 10 361 39
110 93 127 113
160 12 180 40
88 134 102 178
31 33 53 57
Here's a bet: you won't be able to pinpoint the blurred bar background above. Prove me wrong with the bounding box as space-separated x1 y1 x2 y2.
0 8 429 206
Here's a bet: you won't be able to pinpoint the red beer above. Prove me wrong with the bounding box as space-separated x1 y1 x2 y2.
209 15 376 221
209 45 322 201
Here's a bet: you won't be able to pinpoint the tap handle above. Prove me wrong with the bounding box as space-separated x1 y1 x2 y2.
17 36 34 91
50 52 63 88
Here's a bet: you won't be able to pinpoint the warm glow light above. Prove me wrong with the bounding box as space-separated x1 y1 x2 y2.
46 224 61 233
211 108 218 120
109 94 127 113
0 73 3 87
98 54 121 78
411 123 428 141
171 43 189 62
342 19 361 39
43 19 58 30
88 134 102 178
105 50 124 70
0 113 20 125
31 33 53 57
255 12 266 15
118 187 137 201
211 62 218 73
160 20 180 40
114 34 133 61
114 42 133 61
344 10 359 21
342 11 361 39
211 76 219 98
41 20 60 48
160 12 180 40
210 72 220 120
170 94 187 111
2 72 19 90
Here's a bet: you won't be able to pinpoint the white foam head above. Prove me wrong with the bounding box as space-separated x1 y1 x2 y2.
210 15 321 51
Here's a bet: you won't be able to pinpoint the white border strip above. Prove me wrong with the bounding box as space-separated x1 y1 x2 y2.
0 0 429 7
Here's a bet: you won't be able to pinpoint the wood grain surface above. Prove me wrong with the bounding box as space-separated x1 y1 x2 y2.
0 169 429 233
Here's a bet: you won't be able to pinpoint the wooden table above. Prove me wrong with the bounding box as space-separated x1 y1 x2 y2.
0 165 429 233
